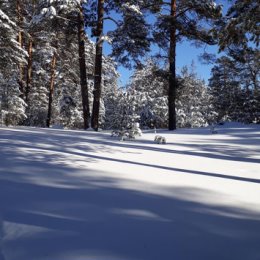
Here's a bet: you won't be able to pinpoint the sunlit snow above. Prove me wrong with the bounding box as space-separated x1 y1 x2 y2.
0 123 260 260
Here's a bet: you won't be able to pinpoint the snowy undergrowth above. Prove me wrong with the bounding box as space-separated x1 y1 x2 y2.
0 123 260 260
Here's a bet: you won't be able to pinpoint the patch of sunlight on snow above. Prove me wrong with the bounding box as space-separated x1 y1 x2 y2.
3 221 50 241
111 208 171 222
192 208 260 221
49 251 135 260
24 175 85 189
0 127 47 135
22 210 85 222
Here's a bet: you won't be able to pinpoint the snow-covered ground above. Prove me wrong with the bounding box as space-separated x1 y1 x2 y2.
0 123 260 260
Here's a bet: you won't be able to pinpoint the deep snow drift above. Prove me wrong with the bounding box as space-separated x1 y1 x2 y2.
0 123 260 260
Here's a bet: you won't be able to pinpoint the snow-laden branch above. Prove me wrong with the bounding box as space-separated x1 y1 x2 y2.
122 3 142 15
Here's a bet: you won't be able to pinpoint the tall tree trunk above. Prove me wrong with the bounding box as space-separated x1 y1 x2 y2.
91 0 104 131
25 36 33 103
78 8 90 130
25 1 36 104
16 0 25 98
46 52 57 128
168 0 177 130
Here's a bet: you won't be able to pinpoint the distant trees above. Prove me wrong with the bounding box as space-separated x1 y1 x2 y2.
0 0 259 129
105 60 216 130
0 5 27 125
177 66 217 128
128 59 168 128
208 0 260 124
209 47 260 123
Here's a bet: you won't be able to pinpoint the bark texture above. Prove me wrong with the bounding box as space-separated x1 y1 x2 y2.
46 52 57 128
78 9 90 129
168 0 177 130
91 0 104 131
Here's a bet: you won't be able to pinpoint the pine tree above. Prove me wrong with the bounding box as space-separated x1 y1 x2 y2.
129 59 168 128
177 66 216 128
32 0 91 129
219 0 260 50
209 56 240 122
0 8 27 69
209 47 260 124
147 0 222 130
0 6 27 126
102 56 120 128
91 0 105 131
87 0 151 130
128 61 216 129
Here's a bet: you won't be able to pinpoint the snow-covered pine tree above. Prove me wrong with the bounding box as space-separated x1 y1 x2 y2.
129 59 168 128
177 66 216 128
0 6 27 126
102 56 120 128
32 0 91 129
1 0 38 102
128 60 216 129
209 47 259 124
208 56 240 122
0 7 27 72
103 88 124 130
57 37 95 129
215 0 259 124
103 87 140 130
25 35 57 127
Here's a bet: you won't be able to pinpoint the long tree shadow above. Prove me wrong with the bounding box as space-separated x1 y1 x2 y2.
1 139 260 185
1 128 260 185
1 127 260 166
1 171 260 260
1 128 260 260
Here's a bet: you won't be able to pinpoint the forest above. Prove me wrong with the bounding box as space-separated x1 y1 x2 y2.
0 0 259 131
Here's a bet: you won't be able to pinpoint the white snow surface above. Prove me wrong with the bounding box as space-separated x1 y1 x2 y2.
0 122 260 260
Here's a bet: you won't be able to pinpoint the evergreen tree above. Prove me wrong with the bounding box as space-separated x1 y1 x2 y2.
33 0 91 129
0 6 27 126
102 56 120 128
128 60 214 129
209 47 260 123
129 59 168 128
0 8 27 70
209 56 240 122
177 66 216 128
146 0 221 130
219 0 260 50
87 0 151 130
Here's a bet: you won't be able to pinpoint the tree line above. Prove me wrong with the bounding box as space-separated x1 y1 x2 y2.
0 0 259 130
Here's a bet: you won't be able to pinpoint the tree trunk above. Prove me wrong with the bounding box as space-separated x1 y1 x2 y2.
168 0 177 130
91 0 104 131
46 53 57 128
78 9 90 130
25 36 33 103
16 0 25 98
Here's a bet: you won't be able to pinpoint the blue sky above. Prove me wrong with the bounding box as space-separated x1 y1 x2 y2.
115 41 220 86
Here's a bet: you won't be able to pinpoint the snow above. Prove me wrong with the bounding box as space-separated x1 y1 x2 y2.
122 4 142 15
0 123 260 260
